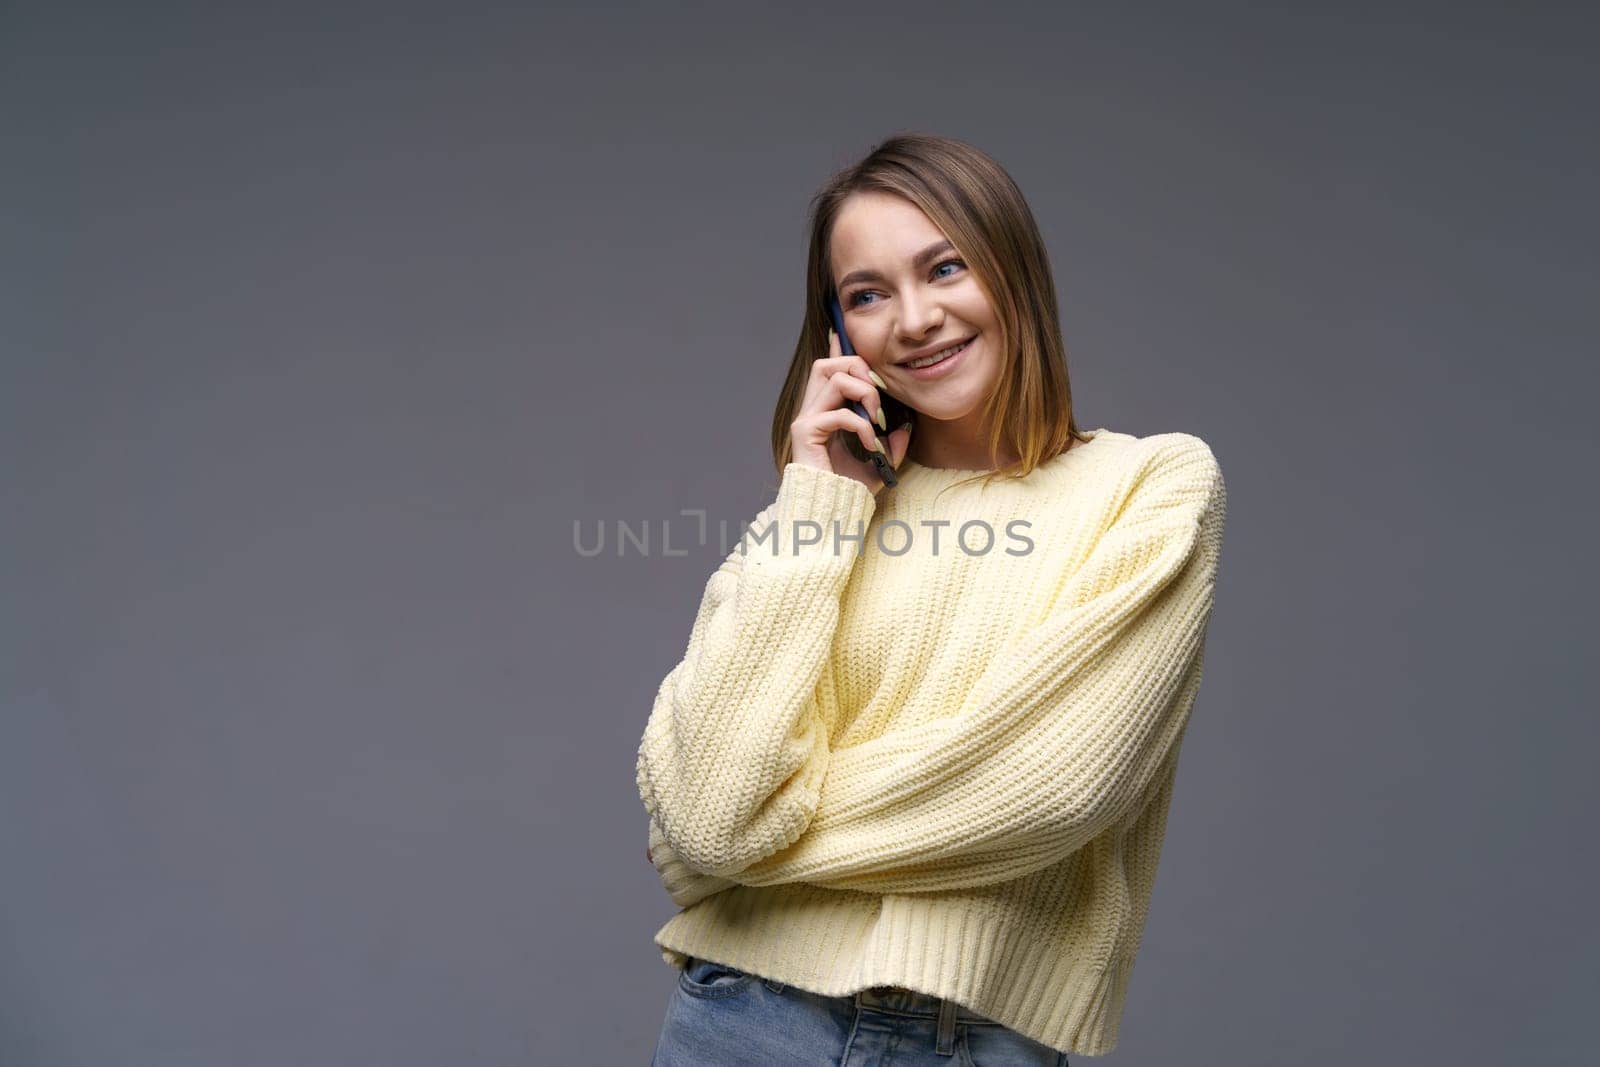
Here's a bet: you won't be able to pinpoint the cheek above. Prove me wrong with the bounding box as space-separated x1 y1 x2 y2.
953 285 997 328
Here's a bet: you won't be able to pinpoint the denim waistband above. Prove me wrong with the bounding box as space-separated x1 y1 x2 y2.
853 985 999 1025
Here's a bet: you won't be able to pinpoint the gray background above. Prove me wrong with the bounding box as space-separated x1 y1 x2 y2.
3 2 1596 1064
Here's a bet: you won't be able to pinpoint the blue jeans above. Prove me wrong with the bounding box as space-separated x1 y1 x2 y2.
650 955 1070 1066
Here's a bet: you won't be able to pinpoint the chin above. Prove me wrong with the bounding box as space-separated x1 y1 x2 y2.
919 383 989 414
914 401 982 423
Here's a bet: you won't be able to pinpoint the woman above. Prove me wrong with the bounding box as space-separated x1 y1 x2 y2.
637 133 1227 1064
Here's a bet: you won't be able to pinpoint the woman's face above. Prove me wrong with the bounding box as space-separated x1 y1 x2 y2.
828 191 1002 425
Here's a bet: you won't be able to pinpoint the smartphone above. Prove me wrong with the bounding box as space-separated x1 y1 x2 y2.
827 292 916 487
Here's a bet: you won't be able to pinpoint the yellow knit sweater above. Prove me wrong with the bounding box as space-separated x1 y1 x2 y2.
635 426 1227 1056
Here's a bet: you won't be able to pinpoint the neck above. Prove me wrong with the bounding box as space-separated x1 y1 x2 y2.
906 419 1020 471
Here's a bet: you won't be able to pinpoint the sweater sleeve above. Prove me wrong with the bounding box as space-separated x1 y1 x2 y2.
709 436 1227 894
634 461 877 877
647 813 738 908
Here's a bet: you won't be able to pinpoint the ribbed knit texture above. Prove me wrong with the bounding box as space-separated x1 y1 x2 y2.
635 426 1227 1057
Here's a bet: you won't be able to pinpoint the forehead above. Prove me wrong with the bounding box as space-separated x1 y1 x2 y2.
829 192 946 278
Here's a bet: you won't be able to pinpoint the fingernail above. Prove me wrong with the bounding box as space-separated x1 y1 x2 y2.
873 406 888 431
827 328 836 346
867 369 887 390
875 434 888 454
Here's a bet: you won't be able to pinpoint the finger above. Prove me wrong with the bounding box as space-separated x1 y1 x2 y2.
801 366 877 419
832 376 889 442
804 406 883 457
887 422 913 468
854 371 889 431
823 328 880 391
828 370 884 430
808 354 878 387
814 331 876 388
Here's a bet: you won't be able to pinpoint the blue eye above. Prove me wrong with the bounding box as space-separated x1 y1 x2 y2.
844 259 965 309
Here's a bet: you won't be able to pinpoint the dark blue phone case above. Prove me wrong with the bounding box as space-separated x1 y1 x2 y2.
827 294 914 487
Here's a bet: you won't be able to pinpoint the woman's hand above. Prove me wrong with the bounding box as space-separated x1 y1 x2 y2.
789 328 913 493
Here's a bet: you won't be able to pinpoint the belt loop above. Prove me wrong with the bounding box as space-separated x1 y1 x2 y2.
935 996 957 1054
763 976 786 993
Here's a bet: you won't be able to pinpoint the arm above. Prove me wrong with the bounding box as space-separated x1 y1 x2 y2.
710 435 1228 894
635 461 876 877
647 814 738 908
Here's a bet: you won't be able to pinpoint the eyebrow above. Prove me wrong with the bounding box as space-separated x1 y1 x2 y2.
836 239 957 291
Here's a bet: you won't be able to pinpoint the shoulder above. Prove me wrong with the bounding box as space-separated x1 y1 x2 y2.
1107 430 1222 486
1139 429 1218 465
1108 431 1226 521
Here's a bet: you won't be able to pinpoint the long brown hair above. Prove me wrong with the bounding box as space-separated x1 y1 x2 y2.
769 132 1091 493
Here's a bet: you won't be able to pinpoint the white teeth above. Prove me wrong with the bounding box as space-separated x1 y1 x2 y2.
906 338 969 369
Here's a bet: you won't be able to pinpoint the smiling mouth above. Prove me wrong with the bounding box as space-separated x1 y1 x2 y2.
901 336 974 370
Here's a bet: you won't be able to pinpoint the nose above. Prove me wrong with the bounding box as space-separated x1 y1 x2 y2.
895 289 944 342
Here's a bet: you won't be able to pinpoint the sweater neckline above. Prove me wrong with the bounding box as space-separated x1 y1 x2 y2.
894 427 1113 485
